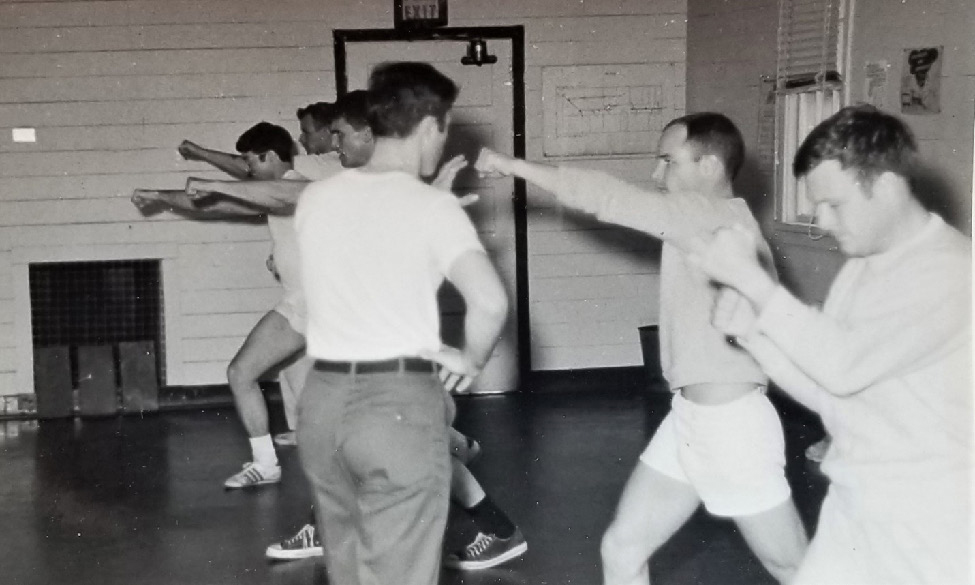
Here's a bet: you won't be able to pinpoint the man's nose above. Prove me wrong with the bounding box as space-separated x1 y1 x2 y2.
813 206 833 231
651 163 666 189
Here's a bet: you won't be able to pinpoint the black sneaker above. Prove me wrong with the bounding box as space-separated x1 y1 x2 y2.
265 524 322 561
443 529 527 570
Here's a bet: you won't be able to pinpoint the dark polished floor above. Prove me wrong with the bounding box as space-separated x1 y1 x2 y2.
0 382 829 585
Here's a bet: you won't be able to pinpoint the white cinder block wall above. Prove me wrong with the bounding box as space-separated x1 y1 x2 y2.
0 0 688 395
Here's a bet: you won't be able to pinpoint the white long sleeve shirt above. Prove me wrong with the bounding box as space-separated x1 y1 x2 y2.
746 214 973 519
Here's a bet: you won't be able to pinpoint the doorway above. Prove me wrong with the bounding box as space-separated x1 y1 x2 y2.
334 27 527 393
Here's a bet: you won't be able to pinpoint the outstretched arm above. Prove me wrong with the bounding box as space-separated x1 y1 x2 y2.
185 177 308 214
131 188 265 219
179 140 250 180
474 148 715 249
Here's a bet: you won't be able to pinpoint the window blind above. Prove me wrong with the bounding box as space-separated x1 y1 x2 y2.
776 0 842 88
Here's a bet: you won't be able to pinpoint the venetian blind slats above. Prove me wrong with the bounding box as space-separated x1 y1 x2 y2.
776 0 840 85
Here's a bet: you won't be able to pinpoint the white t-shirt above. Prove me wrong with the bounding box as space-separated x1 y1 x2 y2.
295 168 485 360
293 152 343 182
266 153 344 302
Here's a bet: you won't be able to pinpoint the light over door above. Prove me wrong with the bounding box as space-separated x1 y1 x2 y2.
345 40 519 393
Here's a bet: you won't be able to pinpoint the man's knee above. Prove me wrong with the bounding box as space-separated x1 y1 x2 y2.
226 358 258 392
600 518 656 574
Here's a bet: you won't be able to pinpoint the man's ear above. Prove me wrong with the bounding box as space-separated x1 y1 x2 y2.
700 153 724 179
866 170 907 201
409 115 435 148
360 126 375 144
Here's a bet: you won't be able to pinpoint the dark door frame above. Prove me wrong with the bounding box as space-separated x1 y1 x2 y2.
333 26 531 386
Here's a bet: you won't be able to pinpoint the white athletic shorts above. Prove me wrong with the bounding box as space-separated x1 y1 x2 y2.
273 289 306 335
639 388 791 517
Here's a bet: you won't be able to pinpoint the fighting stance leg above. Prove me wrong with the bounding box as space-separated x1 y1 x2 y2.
734 500 808 584
445 458 527 570
224 310 304 488
600 463 701 585
274 355 313 446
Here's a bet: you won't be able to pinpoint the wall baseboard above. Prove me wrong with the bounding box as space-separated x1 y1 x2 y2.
0 367 667 420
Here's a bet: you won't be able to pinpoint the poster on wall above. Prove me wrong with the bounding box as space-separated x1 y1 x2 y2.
863 60 889 110
900 47 942 115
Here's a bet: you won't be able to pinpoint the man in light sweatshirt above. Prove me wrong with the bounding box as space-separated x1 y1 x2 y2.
476 113 807 585
692 104 972 584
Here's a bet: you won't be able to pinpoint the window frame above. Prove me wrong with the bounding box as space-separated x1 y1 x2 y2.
773 0 855 229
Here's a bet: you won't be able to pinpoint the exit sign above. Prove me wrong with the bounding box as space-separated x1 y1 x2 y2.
394 0 448 29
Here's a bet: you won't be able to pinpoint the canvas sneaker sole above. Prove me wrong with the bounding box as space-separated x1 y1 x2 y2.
444 540 528 571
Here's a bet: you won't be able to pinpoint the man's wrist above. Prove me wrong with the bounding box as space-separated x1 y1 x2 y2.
742 269 777 313
507 157 529 178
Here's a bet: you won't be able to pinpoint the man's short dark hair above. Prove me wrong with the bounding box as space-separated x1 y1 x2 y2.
296 101 338 130
664 113 745 180
334 90 371 131
793 105 918 186
235 122 294 163
366 61 459 138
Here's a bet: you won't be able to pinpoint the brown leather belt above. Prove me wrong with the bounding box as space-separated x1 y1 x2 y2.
314 357 436 375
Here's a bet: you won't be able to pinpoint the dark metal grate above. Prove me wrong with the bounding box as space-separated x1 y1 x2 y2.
29 260 164 387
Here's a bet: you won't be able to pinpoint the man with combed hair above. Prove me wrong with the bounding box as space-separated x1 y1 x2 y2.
134 120 343 488
175 102 341 452
296 62 508 585
476 112 807 585
259 90 526 570
692 104 972 584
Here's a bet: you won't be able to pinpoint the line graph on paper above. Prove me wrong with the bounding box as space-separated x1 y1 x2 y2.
542 65 680 158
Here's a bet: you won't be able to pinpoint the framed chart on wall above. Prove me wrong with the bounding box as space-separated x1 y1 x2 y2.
541 63 681 158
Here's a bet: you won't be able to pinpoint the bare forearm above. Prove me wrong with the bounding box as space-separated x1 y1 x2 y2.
190 148 249 180
187 178 307 213
508 159 562 195
132 189 263 218
463 300 509 370
449 251 510 369
147 189 202 212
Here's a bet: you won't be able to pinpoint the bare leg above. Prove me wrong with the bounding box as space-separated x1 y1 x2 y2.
226 310 305 438
279 355 313 432
449 427 480 464
734 500 808 584
450 457 486 508
601 464 700 585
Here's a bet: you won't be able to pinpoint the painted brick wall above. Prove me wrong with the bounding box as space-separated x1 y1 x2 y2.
0 0 687 394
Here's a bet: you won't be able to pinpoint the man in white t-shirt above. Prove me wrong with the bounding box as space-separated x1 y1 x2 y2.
250 90 527 570
133 121 343 490
296 62 507 585
177 101 342 452
192 68 510 583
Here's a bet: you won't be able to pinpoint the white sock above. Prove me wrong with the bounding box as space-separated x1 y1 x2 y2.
250 435 278 468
